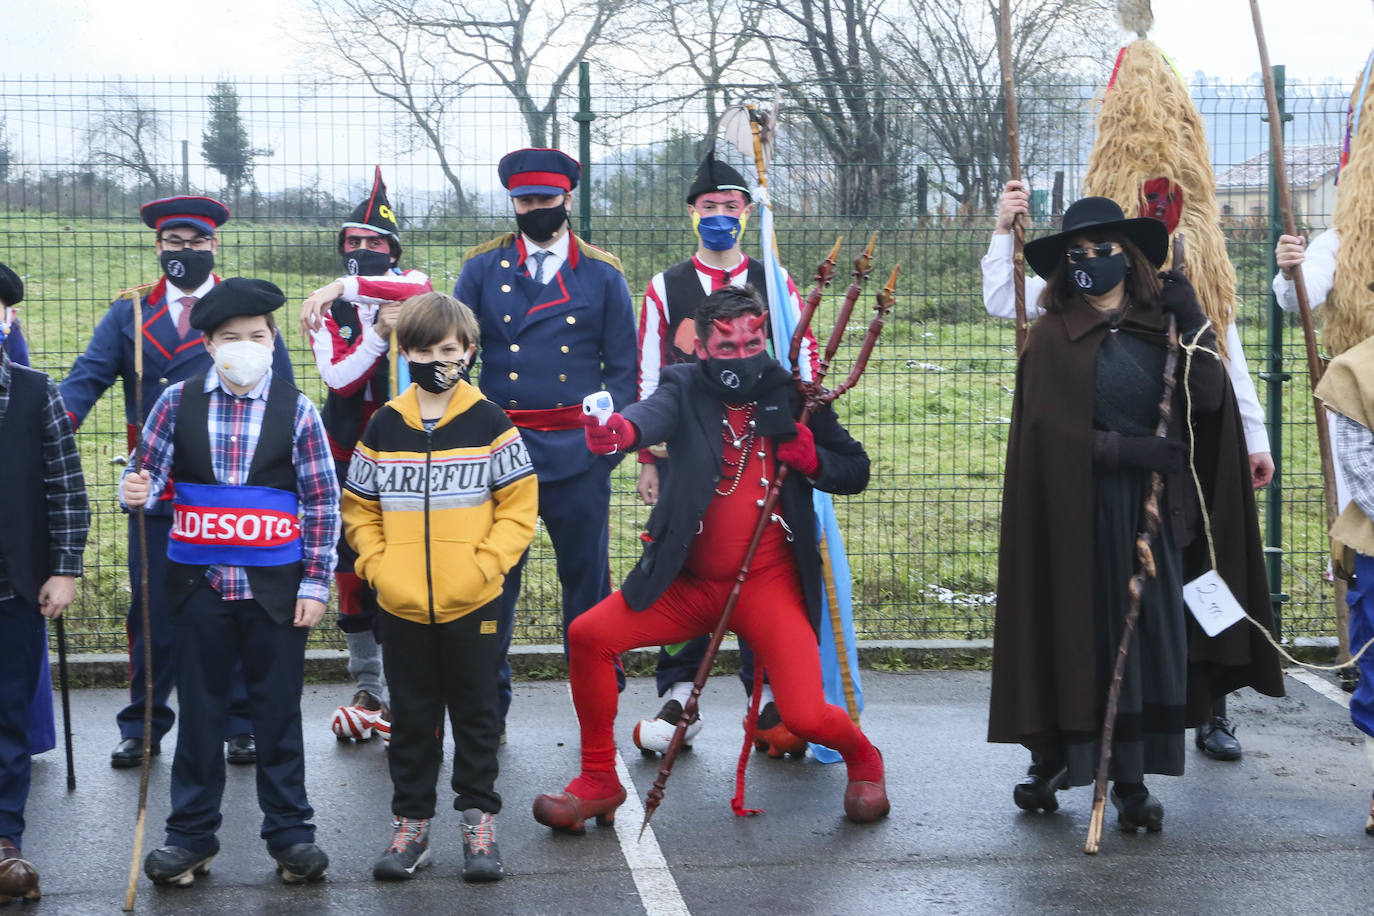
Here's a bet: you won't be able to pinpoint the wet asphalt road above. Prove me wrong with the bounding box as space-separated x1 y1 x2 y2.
17 670 1374 914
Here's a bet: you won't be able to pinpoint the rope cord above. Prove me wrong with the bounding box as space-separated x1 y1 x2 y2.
1181 321 1373 672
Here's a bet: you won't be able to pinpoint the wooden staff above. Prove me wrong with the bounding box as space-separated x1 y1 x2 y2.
640 243 892 836
1084 313 1182 855
55 616 75 790
998 0 1029 353
123 288 154 911
1248 0 1346 661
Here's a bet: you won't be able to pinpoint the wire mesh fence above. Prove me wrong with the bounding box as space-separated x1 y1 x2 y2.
0 72 1354 653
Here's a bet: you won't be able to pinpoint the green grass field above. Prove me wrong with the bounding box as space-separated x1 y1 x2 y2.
0 212 1341 654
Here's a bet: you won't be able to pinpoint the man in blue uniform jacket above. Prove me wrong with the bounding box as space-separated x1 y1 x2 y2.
58 196 293 769
454 148 637 727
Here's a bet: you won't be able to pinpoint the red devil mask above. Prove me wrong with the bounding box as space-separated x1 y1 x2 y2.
696 311 769 360
1139 178 1183 234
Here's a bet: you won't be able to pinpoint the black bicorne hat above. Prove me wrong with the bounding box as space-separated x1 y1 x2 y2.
339 166 401 258
686 150 752 205
1023 196 1168 278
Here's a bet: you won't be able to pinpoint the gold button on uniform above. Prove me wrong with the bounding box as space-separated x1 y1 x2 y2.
158 377 169 384
500 259 511 268
509 344 520 352
509 372 519 380
560 346 569 354
503 314 511 323
566 316 576 325
559 374 567 382
501 284 511 293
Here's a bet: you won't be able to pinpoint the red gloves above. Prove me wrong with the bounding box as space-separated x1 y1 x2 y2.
776 422 819 477
582 412 636 455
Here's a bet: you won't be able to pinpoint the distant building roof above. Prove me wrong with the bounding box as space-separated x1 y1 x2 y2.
1216 145 1342 190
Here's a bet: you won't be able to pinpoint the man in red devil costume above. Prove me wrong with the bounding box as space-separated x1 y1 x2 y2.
531 286 888 831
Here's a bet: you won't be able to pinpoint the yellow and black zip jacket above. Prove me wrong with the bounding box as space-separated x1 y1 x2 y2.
342 380 538 625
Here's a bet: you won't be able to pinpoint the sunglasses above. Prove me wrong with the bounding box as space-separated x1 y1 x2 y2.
1065 243 1121 263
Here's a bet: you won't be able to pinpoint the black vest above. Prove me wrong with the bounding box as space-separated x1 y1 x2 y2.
166 374 305 623
661 257 767 366
0 365 53 603
320 298 390 454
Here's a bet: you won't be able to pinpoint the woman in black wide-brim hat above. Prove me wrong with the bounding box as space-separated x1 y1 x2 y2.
986 197 1284 834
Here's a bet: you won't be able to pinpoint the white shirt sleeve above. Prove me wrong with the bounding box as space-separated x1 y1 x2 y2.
982 233 1047 320
1272 229 1339 313
1221 322 1269 455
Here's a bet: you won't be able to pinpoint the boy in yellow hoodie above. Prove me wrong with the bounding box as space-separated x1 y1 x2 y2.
342 292 536 883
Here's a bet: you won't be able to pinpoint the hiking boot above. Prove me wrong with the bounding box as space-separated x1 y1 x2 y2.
373 817 432 881
460 809 503 882
632 699 702 756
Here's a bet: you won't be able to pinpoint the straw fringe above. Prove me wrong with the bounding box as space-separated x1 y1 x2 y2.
1085 39 1235 361
1323 78 1374 355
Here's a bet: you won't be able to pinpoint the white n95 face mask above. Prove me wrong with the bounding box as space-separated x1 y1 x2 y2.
213 340 273 388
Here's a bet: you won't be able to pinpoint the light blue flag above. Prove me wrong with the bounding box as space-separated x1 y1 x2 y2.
757 189 864 763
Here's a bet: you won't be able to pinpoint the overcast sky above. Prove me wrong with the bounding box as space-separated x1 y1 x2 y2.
8 0 1373 84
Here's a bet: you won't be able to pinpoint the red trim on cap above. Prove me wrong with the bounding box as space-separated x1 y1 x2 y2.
509 170 572 192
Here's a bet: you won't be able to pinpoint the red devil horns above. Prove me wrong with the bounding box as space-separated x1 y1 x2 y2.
712 317 736 334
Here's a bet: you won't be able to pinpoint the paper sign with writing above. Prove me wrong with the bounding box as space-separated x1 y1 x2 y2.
1182 569 1246 638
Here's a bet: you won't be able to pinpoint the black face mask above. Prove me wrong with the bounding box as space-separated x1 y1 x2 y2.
159 249 214 291
698 351 773 403
408 359 466 394
515 205 568 244
342 248 393 277
1069 252 1128 297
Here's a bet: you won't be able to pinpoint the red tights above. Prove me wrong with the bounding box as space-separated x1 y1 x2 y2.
565 564 880 799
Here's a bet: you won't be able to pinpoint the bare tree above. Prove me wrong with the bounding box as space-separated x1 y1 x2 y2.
86 89 169 193
303 0 477 205
885 0 1115 214
745 0 909 218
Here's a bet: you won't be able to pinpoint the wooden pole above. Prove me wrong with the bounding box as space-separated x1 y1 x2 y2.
1248 0 1345 662
998 0 1029 353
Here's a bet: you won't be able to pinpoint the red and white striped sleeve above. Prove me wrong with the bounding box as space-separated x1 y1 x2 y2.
637 271 671 402
310 308 389 396
340 268 434 305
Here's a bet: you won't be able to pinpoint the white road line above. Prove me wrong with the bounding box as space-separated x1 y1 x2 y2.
613 750 691 916
1286 666 1351 710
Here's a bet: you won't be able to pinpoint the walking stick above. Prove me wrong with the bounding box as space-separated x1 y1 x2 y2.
1247 0 1347 662
639 242 895 836
1084 312 1182 855
54 616 75 791
122 288 155 911
997 0 1029 354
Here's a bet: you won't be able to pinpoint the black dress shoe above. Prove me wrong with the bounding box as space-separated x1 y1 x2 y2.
226 734 257 765
1110 785 1164 833
1196 716 1243 761
1013 762 1068 813
111 737 160 769
144 843 218 887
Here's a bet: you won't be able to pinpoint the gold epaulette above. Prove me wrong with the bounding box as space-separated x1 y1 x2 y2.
576 238 624 275
462 233 517 265
116 281 157 303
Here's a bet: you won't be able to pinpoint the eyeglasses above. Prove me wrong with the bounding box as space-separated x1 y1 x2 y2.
1066 243 1120 263
159 235 214 251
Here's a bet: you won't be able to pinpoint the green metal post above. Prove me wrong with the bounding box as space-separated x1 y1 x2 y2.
1260 64 1293 635
574 61 595 243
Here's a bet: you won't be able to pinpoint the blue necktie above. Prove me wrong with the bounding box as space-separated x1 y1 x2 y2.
530 250 551 285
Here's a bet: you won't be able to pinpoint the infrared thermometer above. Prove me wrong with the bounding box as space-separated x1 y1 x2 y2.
582 390 614 425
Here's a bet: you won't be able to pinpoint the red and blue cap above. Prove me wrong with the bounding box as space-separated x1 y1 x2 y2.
141 196 230 236
498 148 580 197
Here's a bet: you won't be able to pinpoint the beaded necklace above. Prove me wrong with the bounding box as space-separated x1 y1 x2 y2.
716 403 759 497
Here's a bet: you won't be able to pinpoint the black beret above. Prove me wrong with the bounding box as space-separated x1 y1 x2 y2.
189 278 286 333
0 262 22 306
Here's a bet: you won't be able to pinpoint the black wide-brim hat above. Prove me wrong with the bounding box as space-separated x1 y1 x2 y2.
1023 196 1168 278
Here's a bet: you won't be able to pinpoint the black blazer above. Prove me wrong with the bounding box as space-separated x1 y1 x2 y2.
619 362 869 635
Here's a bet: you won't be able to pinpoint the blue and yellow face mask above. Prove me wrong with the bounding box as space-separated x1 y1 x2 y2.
691 210 748 251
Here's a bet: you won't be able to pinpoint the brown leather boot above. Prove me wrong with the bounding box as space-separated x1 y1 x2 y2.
531 786 627 835
0 838 40 903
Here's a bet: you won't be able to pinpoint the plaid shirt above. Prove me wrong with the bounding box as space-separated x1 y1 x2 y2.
125 369 339 604
0 349 88 601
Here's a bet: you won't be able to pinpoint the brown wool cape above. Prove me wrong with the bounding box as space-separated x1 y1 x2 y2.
987 292 1285 748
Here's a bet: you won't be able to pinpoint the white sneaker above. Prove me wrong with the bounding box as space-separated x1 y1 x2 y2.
632 699 703 755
